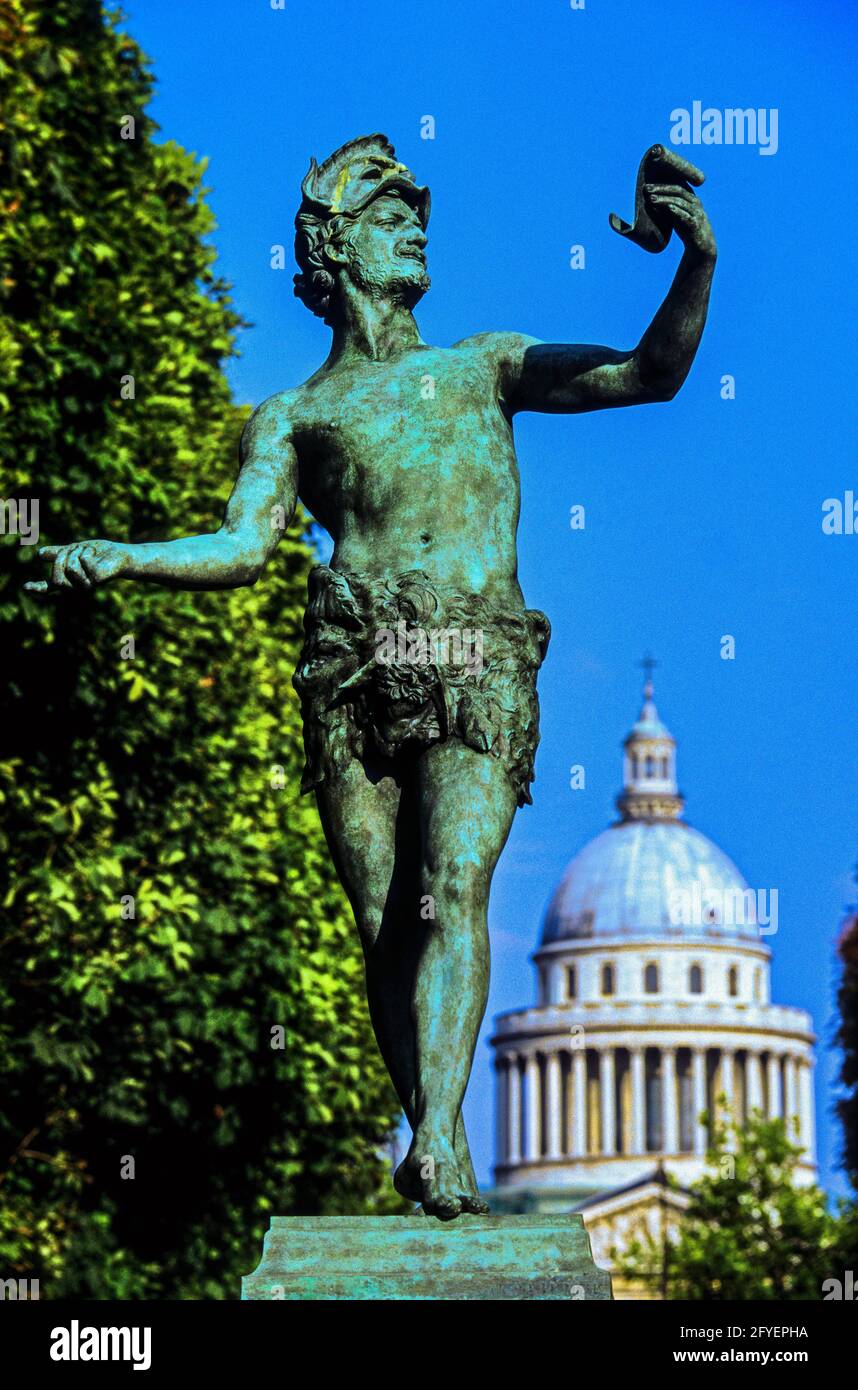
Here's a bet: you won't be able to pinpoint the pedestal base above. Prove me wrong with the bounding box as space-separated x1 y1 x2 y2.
242 1214 613 1300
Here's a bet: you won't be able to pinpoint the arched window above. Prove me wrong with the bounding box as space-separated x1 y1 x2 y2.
631 754 639 778
661 756 669 778
645 755 654 777
690 963 703 994
728 964 739 997
566 964 577 1000
644 962 659 994
601 963 615 996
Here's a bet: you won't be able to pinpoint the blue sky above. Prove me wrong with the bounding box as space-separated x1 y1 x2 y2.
124 0 858 1196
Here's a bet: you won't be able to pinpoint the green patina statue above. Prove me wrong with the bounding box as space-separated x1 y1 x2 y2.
28 136 715 1220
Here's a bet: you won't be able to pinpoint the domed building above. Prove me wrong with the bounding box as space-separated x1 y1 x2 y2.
489 676 816 1293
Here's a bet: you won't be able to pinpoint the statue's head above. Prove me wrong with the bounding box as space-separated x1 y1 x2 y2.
294 134 431 324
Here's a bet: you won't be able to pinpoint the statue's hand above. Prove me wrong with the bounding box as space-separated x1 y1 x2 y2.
643 178 717 262
24 539 131 593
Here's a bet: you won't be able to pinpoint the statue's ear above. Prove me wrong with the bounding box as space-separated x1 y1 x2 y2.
323 239 350 266
322 225 353 269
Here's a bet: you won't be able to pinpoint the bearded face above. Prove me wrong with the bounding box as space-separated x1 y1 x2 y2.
333 192 430 308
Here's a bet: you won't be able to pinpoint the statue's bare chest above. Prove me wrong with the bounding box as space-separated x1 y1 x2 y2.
295 349 514 513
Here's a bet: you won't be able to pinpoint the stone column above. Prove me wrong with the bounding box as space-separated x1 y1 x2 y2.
524 1053 541 1160
630 1047 645 1154
720 1048 736 1147
692 1047 707 1155
563 1049 574 1154
720 1048 734 1110
746 1049 764 1116
495 1055 508 1163
507 1053 521 1163
572 1048 587 1157
546 1049 563 1160
784 1055 799 1140
599 1048 616 1156
662 1047 679 1154
766 1052 781 1119
798 1057 815 1161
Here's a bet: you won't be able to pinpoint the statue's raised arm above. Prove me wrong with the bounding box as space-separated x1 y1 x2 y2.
500 146 716 415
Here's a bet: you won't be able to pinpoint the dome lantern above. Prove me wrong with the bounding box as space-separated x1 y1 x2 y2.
617 662 684 822
540 669 763 946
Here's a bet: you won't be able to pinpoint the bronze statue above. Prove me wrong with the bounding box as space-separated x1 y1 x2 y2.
28 136 716 1219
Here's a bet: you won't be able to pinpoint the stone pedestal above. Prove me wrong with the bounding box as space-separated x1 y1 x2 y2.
242 1214 613 1300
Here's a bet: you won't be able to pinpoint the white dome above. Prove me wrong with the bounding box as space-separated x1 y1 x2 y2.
492 675 815 1209
541 818 761 946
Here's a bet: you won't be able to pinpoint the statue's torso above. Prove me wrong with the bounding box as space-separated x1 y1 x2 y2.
288 342 525 609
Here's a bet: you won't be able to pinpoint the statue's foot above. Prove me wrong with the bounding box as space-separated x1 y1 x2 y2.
396 1134 466 1221
454 1120 490 1215
459 1190 490 1215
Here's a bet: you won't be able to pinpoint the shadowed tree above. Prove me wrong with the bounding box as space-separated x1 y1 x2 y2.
836 907 858 1185
0 0 402 1298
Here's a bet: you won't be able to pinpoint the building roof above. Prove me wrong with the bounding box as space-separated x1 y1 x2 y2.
541 817 761 945
572 1165 688 1212
541 676 763 946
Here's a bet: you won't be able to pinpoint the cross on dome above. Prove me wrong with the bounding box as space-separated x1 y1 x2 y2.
638 652 658 688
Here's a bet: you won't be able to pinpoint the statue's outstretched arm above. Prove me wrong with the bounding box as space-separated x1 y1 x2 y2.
498 155 716 416
25 396 297 594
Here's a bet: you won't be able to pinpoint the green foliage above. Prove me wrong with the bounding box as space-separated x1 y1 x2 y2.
0 0 403 1298
620 1113 842 1300
836 908 858 1186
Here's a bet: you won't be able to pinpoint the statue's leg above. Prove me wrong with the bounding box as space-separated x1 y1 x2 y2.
398 740 518 1220
313 758 423 1136
314 754 489 1211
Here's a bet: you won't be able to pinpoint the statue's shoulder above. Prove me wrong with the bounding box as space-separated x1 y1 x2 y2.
239 390 299 465
244 388 297 438
450 333 543 398
450 330 542 369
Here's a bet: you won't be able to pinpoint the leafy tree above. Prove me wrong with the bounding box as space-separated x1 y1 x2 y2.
0 0 403 1298
836 908 858 1187
619 1114 839 1300
831 901 858 1275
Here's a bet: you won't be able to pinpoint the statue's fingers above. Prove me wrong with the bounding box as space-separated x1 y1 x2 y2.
645 183 699 203
648 196 696 226
23 580 49 593
65 550 93 589
51 549 73 589
648 193 692 211
665 204 697 228
78 548 102 584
